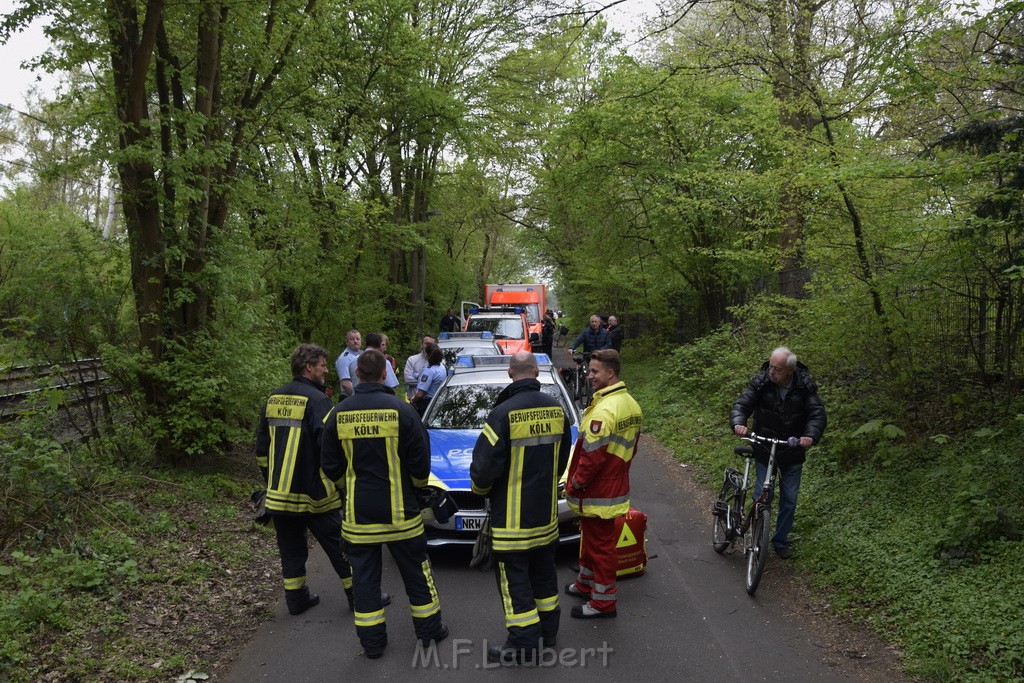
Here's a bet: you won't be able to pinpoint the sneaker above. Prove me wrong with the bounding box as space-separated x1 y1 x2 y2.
774 546 794 560
570 603 616 619
420 623 450 646
564 582 590 599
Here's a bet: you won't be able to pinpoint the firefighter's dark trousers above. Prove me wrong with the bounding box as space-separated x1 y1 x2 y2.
493 540 560 650
347 532 443 655
272 511 353 599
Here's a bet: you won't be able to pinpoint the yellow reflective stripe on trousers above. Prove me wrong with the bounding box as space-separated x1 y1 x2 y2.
535 594 559 612
410 557 440 618
354 608 386 627
283 576 306 590
497 560 540 628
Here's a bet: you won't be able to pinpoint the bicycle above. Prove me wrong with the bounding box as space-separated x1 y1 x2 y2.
554 324 569 348
711 432 798 595
569 352 592 408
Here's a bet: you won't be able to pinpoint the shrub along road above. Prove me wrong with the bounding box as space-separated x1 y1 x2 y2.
225 433 906 680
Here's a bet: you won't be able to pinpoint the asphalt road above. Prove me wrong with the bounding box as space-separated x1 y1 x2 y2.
225 432 881 682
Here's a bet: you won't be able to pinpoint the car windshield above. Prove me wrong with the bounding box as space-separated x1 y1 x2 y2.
466 317 524 340
427 383 569 429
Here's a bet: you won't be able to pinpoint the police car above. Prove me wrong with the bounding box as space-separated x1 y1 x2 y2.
462 307 535 355
420 354 581 546
436 331 502 368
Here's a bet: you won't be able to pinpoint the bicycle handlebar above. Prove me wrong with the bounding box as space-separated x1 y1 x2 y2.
740 433 799 448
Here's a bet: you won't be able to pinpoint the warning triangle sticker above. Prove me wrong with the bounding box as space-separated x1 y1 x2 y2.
616 522 637 548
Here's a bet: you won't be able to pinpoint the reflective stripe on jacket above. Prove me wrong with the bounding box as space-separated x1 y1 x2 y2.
255 377 340 515
565 381 642 519
320 383 431 544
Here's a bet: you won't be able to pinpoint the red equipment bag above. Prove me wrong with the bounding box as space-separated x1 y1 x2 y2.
614 508 648 577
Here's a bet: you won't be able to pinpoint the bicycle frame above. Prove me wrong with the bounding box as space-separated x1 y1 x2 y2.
714 432 798 595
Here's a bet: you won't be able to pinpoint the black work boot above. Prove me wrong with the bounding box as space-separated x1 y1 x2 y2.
285 586 320 615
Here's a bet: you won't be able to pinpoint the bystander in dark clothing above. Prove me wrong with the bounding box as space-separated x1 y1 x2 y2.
440 308 460 333
541 310 555 357
607 316 623 352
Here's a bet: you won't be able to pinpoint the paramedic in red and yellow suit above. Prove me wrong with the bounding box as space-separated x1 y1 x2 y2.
564 349 642 619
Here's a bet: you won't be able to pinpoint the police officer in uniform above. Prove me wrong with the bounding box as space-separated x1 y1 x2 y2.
564 349 642 619
335 329 362 398
410 342 446 417
471 352 572 664
255 344 356 615
321 349 448 659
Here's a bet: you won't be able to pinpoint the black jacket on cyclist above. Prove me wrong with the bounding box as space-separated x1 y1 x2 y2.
729 361 827 468
569 327 611 353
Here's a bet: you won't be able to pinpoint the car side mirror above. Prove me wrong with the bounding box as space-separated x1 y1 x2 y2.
530 333 540 343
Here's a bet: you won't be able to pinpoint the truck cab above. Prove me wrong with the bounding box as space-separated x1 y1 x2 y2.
462 307 537 355
484 284 546 351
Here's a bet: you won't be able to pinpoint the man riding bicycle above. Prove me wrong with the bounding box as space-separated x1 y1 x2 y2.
568 315 612 354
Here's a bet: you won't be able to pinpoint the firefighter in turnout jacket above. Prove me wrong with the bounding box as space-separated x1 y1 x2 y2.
470 352 573 665
255 344 355 616
564 349 642 619
320 349 448 659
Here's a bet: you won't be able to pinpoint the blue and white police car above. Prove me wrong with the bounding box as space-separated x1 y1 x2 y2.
436 331 502 369
420 353 581 546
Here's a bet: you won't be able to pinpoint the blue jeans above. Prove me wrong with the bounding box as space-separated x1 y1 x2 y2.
754 461 803 550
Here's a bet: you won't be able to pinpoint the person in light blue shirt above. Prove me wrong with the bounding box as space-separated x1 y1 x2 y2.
335 329 362 398
354 332 400 391
410 343 446 416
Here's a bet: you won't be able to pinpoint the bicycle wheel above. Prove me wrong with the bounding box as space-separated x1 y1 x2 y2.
711 483 739 554
745 506 771 595
555 333 566 348
578 373 592 408
569 368 581 403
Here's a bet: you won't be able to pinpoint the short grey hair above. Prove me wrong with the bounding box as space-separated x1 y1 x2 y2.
772 346 798 368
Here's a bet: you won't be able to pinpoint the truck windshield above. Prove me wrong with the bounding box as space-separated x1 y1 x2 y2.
466 317 524 339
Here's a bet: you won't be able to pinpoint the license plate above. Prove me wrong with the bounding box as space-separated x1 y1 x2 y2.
456 515 483 531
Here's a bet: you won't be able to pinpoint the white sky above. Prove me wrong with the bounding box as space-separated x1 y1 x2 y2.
1 0 60 114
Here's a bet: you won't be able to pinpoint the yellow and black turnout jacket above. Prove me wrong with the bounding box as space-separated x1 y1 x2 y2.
470 379 572 552
255 376 340 515
320 383 431 544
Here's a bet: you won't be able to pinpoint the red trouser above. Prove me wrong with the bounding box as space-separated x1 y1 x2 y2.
574 516 618 613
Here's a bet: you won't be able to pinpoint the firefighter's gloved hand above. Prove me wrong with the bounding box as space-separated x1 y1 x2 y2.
251 489 272 526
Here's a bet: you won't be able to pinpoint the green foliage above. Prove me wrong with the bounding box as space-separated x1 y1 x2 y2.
0 427 77 549
0 187 131 363
0 432 279 680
